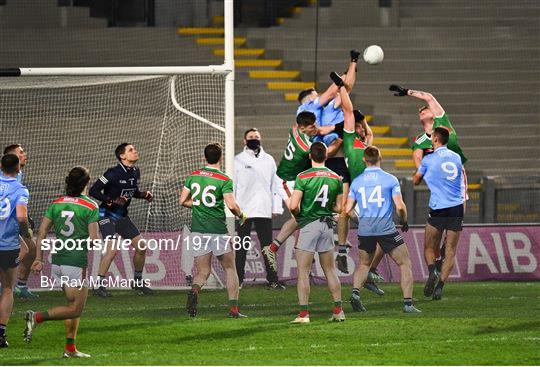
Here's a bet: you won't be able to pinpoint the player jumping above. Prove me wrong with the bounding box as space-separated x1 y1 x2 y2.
180 143 248 318
413 128 464 300
89 143 154 297
289 142 345 323
0 154 35 347
390 85 468 289
24 166 99 358
345 146 421 313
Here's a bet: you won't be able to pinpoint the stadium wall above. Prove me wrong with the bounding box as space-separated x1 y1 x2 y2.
28 224 540 291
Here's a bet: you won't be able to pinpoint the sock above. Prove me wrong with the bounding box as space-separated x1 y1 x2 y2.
369 267 377 274
333 300 343 314
269 239 282 253
35 311 50 324
191 284 201 295
404 298 413 307
229 299 239 313
352 288 360 296
428 264 436 273
436 281 445 289
134 270 143 281
98 274 106 288
0 324 6 336
17 279 28 288
299 305 309 318
65 337 76 353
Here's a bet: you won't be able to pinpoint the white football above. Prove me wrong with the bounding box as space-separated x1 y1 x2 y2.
363 45 384 65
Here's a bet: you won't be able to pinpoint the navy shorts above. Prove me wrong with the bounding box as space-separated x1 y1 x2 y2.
325 157 351 184
0 249 20 270
428 204 464 232
98 216 140 240
358 231 404 254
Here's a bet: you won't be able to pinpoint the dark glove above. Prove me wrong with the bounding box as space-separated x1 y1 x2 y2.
28 216 35 231
336 246 349 274
141 191 153 202
330 71 345 88
400 221 409 233
389 84 409 97
350 49 361 63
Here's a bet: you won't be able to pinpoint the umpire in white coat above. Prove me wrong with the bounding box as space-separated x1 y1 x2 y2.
234 128 285 289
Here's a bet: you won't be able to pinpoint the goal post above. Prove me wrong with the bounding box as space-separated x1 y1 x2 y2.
0 0 236 290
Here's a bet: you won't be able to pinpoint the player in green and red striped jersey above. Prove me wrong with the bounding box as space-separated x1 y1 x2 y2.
289 142 344 323
24 166 99 358
330 72 385 295
180 143 247 318
389 84 469 276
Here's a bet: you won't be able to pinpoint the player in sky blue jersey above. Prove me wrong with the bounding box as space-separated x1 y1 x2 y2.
3 144 38 299
413 127 464 301
345 146 420 313
0 154 36 347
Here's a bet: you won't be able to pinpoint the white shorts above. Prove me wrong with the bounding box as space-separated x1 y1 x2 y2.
296 219 334 253
51 264 87 287
187 232 232 258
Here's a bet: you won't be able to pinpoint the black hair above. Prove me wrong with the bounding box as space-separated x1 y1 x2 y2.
433 127 450 145
115 142 132 161
297 88 315 104
204 143 223 164
3 144 21 155
243 128 259 139
1 154 19 175
65 166 90 197
310 142 327 163
296 111 316 127
353 110 365 123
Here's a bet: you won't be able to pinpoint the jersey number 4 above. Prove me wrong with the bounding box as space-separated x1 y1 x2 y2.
358 185 385 209
315 184 330 207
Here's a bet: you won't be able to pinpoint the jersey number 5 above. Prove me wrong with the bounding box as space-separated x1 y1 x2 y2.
284 140 296 160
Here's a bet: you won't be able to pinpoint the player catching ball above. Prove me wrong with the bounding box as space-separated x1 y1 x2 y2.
24 166 99 358
289 142 344 323
89 143 154 297
180 143 248 318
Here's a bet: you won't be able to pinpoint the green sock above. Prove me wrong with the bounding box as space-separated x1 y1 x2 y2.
334 300 342 308
228 299 239 307
66 338 75 345
191 284 201 294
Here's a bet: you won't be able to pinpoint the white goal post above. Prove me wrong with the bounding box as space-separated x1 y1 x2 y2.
0 0 236 176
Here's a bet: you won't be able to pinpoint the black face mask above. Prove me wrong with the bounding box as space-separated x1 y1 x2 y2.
246 139 261 151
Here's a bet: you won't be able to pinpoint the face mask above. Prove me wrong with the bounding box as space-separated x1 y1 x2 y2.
246 139 261 151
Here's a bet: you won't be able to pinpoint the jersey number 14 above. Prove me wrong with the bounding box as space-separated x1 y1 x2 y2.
358 185 385 209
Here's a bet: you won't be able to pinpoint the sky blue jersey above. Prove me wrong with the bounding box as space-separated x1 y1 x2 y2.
17 170 24 184
349 167 401 236
321 99 344 127
297 97 323 125
0 175 29 250
418 146 463 210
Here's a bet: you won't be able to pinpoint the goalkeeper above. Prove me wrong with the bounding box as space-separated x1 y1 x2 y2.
89 143 153 297
389 85 468 292
25 166 99 358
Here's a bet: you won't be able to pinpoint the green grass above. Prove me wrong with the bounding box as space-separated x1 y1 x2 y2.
2 282 539 365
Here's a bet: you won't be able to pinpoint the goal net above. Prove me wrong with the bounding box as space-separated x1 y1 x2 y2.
0 74 229 289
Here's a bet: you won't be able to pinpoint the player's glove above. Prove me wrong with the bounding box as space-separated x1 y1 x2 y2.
336 245 350 274
389 84 409 97
28 216 35 231
141 191 153 202
400 220 409 233
350 49 361 63
330 71 345 88
238 212 248 226
108 196 128 207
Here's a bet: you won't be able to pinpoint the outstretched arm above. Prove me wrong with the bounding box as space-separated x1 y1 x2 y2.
363 120 374 146
407 89 444 117
331 73 355 133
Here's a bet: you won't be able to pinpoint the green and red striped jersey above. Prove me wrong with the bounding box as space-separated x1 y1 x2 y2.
276 127 312 181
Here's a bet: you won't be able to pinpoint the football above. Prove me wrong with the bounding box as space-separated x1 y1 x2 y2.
363 45 384 65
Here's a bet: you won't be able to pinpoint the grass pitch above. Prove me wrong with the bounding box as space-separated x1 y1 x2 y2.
3 282 539 365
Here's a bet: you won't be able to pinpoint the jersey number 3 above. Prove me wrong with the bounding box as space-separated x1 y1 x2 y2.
60 210 75 237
